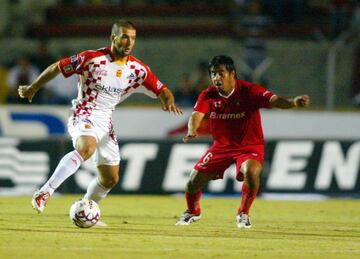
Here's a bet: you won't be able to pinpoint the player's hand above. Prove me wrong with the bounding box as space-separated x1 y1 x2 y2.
18 85 36 103
294 95 310 107
162 103 183 115
183 133 197 143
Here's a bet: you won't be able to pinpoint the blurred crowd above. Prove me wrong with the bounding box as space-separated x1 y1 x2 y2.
0 41 78 105
1 0 360 107
0 41 211 106
174 60 210 108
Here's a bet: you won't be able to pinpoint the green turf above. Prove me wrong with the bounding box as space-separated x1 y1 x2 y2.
0 195 359 259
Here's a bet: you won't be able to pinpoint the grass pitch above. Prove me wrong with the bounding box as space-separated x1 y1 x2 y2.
0 195 359 259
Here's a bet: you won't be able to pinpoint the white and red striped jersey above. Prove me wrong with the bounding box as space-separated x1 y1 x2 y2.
58 47 165 119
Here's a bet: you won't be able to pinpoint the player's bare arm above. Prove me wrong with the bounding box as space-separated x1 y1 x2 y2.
158 87 183 115
183 111 206 143
18 61 61 103
270 95 310 109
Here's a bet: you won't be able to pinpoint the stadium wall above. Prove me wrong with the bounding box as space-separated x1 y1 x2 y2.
0 106 359 140
0 106 359 196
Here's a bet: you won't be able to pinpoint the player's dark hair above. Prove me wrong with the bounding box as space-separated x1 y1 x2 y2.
208 55 237 78
111 20 136 36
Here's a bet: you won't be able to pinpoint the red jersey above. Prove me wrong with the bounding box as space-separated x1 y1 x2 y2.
193 79 274 146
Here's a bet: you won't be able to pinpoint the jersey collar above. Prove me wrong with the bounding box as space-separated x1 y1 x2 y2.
106 47 133 64
218 88 234 98
218 81 237 98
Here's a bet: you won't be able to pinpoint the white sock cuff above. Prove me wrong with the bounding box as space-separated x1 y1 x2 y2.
73 150 84 163
96 178 110 192
84 177 111 203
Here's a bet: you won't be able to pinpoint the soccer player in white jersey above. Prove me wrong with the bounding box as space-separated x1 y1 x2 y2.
18 20 182 220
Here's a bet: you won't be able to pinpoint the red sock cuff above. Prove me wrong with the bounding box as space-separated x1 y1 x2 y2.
238 184 259 215
185 192 202 215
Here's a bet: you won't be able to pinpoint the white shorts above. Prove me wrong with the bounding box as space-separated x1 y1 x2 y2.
68 115 120 166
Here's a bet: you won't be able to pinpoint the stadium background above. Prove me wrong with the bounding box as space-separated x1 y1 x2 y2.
0 0 359 197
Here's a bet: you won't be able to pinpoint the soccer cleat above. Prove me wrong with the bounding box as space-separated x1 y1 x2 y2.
31 190 50 213
94 220 107 228
175 211 201 226
236 213 252 228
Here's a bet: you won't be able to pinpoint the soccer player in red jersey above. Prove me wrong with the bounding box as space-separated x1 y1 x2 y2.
18 21 182 223
176 55 310 228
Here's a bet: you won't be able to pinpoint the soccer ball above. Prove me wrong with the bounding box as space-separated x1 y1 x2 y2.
69 199 100 228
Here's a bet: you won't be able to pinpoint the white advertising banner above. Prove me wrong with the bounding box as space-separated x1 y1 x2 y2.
0 105 359 140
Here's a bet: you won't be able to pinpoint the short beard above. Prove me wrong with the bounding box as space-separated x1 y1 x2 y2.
113 46 127 57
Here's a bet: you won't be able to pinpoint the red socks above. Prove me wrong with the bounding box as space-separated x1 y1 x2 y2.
238 184 259 215
185 192 202 215
185 185 258 216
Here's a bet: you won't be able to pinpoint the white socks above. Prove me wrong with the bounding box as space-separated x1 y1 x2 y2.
39 150 111 203
40 150 84 195
84 177 111 203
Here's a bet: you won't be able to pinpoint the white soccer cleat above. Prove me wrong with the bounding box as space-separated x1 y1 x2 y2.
175 211 201 226
94 220 107 227
236 213 252 228
31 190 50 213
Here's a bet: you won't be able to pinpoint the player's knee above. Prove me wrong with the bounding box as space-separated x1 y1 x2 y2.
76 136 97 161
77 145 96 161
242 161 261 179
243 166 261 184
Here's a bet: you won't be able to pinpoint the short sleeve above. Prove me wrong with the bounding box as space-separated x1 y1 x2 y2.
193 91 210 114
142 65 165 96
58 51 88 78
246 82 274 108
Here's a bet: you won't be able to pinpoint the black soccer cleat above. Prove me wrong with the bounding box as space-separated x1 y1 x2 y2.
175 210 201 226
236 213 252 228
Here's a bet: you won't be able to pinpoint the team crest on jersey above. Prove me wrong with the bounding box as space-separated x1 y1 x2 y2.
116 69 122 77
214 101 222 108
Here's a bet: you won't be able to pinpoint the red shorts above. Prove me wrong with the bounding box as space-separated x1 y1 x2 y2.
194 144 264 181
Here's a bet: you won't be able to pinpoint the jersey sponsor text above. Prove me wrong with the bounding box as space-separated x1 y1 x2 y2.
209 111 245 120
